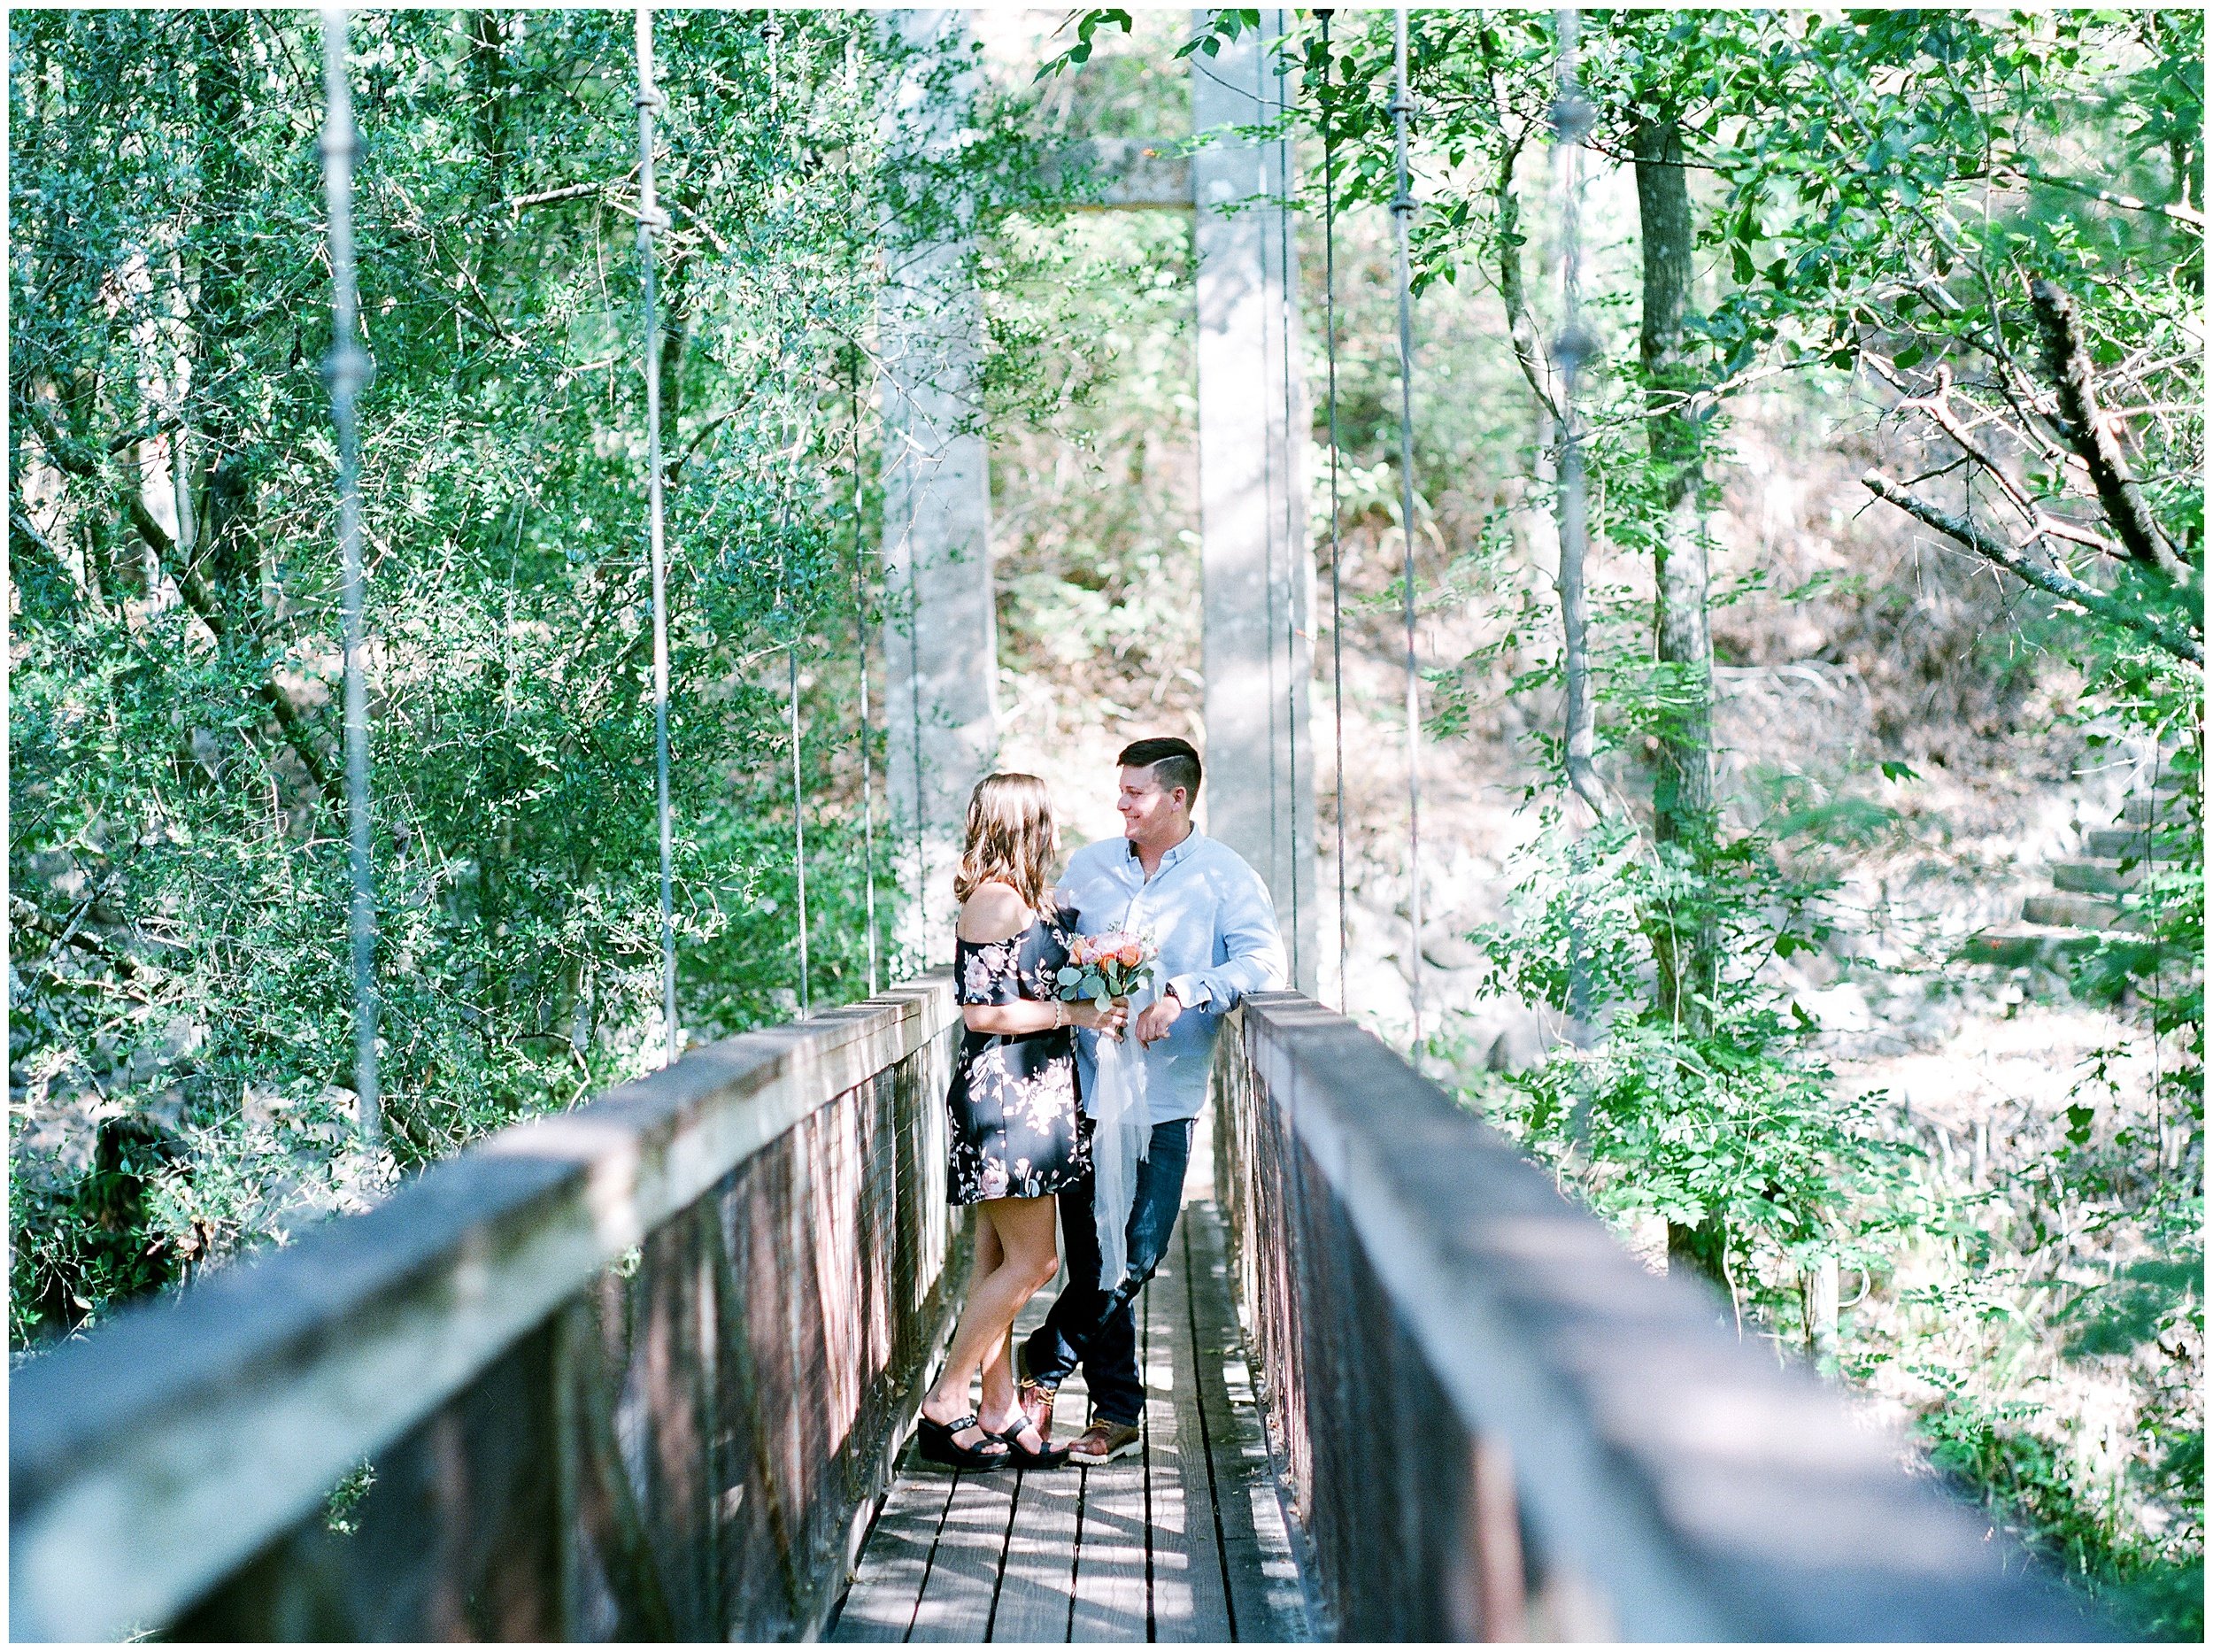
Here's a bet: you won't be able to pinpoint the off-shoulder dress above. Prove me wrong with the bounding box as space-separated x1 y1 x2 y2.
946 906 1091 1205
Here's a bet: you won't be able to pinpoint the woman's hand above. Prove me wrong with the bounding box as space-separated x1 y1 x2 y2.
1068 998 1129 1038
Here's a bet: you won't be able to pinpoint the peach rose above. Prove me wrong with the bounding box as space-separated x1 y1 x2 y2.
1118 944 1143 968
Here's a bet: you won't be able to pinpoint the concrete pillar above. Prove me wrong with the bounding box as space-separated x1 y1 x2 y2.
879 10 999 970
1192 8 1317 993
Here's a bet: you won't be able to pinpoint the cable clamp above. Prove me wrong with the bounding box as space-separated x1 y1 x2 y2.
322 341 375 397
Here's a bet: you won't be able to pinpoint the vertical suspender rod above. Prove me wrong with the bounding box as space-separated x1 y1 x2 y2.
790 642 812 1015
1317 9 1351 1015
635 5 680 1065
1389 6 1425 1064
852 366 882 999
1273 14 1302 994
319 5 381 1138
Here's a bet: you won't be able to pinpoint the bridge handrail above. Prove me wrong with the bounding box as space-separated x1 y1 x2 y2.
1214 992 2101 1641
11 977 960 1642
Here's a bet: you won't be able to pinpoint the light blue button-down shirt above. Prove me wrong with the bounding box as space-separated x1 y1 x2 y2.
1056 830 1287 1121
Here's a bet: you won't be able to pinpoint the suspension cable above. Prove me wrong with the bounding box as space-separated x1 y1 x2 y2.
634 5 679 1066
1318 8 1350 1015
1553 7 1599 818
319 5 381 1140
1273 13 1302 995
789 638 811 1015
850 359 881 998
1553 9 1598 1027
901 463 928 964
1388 6 1425 1065
1253 29 1284 955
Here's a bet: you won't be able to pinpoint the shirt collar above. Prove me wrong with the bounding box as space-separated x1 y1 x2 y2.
1123 828 1202 874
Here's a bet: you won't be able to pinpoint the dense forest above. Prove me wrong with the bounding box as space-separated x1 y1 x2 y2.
10 9 2202 1636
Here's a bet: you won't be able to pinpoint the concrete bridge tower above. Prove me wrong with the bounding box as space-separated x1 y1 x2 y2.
879 9 1317 993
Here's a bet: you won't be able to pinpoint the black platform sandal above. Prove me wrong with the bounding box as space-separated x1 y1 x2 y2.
991 1420 1071 1471
914 1412 1011 1471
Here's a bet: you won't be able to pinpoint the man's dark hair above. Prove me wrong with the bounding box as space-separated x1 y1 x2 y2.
1118 736 1202 803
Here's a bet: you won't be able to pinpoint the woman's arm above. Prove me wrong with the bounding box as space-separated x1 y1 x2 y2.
964 999 1125 1036
955 882 1125 1037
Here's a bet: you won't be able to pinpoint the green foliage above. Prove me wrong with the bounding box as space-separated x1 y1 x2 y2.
1461 814 1922 1311
7 11 1103 1348
323 1457 377 1538
1279 2 2201 1613
1916 1378 2204 1640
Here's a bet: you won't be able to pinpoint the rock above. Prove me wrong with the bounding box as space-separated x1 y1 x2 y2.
1421 930 1485 972
158 1016 207 1066
1799 982 1875 1034
1453 992 1559 1076
1486 1015 1551 1075
242 1085 292 1127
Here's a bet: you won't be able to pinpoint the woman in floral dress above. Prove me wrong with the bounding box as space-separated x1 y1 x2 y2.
915 773 1126 1471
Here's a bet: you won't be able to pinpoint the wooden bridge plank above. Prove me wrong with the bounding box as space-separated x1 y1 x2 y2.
1184 1200 1311 1641
991 1285 1082 1641
906 1465 1017 1641
1146 1237 1235 1643
991 1457 1082 1641
1068 1291 1151 1643
831 1202 1314 1644
830 1467 954 1642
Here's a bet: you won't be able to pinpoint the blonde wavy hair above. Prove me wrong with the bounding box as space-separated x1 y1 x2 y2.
954 772 1058 915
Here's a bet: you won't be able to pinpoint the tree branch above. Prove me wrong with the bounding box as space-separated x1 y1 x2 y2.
10 505 77 590
1869 356 2126 560
1490 137 1558 422
2029 278 2192 583
18 395 348 809
1862 471 2202 665
11 895 150 978
1998 163 2207 230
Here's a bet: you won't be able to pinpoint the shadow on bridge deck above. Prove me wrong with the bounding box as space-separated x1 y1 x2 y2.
832 1194 1309 1643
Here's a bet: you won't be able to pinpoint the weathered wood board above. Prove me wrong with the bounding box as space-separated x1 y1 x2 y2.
829 1198 1309 1644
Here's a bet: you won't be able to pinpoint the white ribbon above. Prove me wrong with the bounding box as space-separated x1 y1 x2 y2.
1089 997 1152 1293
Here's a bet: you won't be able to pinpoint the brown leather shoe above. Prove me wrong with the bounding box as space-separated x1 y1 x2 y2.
1065 1420 1142 1465
1016 1375 1058 1443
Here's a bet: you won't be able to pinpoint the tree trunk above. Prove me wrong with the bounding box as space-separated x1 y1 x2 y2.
1633 112 1719 1029
191 12 258 605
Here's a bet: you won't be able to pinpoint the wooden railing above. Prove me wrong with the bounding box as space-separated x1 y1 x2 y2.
1212 992 2104 1642
10 978 961 1643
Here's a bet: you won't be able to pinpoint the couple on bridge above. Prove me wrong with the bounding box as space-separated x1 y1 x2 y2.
915 737 1287 1473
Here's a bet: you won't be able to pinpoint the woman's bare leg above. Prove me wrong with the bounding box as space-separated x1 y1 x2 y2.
975 1221 1013 1424
923 1196 1060 1450
979 1325 1016 1427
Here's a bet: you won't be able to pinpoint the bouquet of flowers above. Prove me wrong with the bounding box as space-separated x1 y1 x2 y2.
1055 929 1158 1014
1055 929 1159 1292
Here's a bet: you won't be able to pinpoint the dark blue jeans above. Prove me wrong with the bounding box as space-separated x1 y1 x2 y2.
1022 1118 1195 1427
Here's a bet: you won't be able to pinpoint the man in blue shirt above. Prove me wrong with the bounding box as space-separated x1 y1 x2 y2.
1019 737 1287 1463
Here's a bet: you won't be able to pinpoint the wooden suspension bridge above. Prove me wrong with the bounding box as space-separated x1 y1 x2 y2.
3 11 2141 1644
12 981 2103 1642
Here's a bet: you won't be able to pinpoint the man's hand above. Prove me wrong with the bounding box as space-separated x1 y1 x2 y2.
1134 990 1184 1046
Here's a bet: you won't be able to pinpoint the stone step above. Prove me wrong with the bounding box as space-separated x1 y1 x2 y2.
2119 792 2196 825
1958 928 2113 969
2021 891 2153 931
2084 825 2186 861
2052 860 2147 895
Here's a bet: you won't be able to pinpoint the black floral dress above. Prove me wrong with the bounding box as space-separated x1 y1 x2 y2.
946 907 1090 1205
